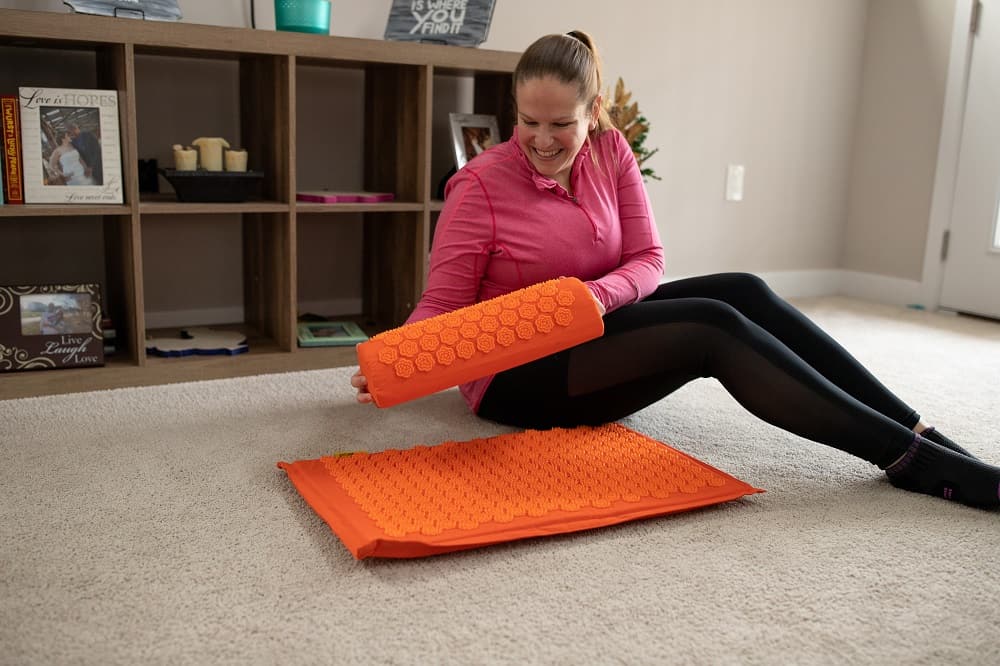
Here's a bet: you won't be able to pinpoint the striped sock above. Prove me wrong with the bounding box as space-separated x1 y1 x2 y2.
885 434 1000 509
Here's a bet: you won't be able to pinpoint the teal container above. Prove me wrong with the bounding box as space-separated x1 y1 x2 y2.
275 0 331 35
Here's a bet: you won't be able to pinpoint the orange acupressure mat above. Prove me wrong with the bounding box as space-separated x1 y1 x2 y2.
277 423 763 559
356 277 604 408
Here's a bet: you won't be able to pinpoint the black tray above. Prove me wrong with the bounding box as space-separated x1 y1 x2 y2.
160 168 264 203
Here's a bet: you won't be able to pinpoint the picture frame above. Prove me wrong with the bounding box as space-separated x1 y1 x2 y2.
62 1 183 21
384 0 496 46
0 284 105 373
297 321 369 347
18 87 123 204
449 113 500 169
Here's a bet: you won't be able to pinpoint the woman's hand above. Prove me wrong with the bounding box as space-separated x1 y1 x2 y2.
351 368 374 404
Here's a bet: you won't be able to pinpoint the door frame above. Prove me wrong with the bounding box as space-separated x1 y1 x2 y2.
923 0 983 310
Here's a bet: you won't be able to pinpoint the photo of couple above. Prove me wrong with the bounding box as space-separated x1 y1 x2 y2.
38 106 104 187
19 292 94 337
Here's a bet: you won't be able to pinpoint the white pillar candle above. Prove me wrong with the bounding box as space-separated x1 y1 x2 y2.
224 149 248 172
172 144 197 171
191 137 230 171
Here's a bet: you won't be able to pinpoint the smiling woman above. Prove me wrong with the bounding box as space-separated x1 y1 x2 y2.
348 29 1000 510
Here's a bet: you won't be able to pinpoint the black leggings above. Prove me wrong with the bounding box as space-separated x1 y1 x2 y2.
478 273 920 468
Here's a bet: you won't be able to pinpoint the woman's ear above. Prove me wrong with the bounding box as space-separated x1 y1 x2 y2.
590 94 603 130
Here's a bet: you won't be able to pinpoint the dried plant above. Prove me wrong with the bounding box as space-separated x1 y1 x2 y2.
604 77 660 181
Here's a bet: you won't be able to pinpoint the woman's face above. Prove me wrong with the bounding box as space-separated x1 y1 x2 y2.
515 76 598 186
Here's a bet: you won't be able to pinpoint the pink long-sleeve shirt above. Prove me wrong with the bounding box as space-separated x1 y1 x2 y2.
407 126 664 411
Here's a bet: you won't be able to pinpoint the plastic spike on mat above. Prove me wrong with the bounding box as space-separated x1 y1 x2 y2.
356 277 605 408
278 424 763 559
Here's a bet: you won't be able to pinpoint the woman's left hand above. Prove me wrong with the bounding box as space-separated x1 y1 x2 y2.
350 368 374 404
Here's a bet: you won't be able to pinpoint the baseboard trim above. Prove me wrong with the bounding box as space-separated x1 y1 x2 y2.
663 269 924 307
836 270 923 307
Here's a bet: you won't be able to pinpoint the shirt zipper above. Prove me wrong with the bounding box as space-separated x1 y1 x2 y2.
560 190 599 242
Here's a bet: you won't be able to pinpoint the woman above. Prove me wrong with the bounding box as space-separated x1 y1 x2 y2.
39 303 65 335
353 31 1000 509
48 131 94 186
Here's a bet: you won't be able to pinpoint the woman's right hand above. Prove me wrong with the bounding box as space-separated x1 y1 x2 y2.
351 368 374 404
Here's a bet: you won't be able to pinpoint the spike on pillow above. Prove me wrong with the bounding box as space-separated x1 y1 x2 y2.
357 277 605 408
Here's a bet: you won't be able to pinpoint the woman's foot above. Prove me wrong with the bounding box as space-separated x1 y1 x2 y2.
886 434 999 508
919 426 977 459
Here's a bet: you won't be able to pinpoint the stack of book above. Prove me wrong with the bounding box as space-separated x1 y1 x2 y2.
102 317 117 356
1 93 24 205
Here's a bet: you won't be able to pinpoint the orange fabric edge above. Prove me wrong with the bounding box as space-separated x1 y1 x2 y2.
277 460 380 559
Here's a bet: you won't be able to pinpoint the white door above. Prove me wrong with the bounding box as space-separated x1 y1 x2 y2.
940 0 1000 318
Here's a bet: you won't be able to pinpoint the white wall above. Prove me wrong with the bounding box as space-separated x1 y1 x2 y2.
0 0 958 321
845 0 956 282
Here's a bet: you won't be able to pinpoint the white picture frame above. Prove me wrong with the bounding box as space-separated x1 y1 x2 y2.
449 112 500 169
18 87 123 204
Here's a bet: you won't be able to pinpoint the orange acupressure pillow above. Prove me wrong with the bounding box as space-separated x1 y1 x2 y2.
356 277 604 408
277 423 763 559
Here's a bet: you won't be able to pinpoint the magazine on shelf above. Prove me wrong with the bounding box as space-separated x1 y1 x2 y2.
18 87 123 204
296 190 395 204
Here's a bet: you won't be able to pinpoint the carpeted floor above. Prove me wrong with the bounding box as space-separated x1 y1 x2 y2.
1 296 998 665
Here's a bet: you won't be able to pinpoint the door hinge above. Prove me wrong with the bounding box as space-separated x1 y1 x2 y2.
941 229 951 261
971 0 982 35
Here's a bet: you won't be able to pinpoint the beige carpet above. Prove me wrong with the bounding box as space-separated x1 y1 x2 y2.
1 296 998 665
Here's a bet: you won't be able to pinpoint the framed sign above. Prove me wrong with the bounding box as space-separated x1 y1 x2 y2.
449 113 500 169
62 1 182 21
18 87 123 204
0 284 105 373
384 0 496 46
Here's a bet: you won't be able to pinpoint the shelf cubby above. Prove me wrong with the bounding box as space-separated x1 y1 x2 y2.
0 7 519 399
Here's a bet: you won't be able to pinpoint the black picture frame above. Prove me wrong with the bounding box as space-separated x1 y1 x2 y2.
0 284 105 372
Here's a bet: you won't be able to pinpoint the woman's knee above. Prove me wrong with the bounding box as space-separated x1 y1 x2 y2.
719 272 773 298
684 297 749 332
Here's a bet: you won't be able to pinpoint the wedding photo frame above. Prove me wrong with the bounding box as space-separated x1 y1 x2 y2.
18 87 123 204
0 284 105 373
449 113 500 169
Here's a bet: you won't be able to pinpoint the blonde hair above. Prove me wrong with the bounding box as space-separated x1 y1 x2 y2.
513 30 613 136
